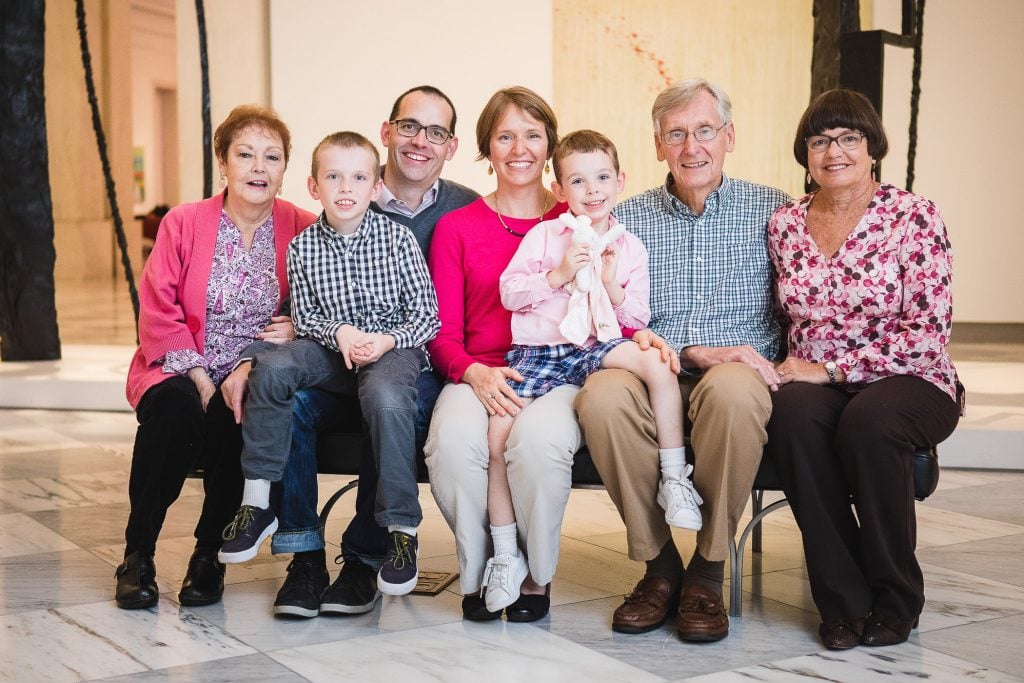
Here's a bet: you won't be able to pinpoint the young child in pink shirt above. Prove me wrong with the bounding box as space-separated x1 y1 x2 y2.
482 131 701 611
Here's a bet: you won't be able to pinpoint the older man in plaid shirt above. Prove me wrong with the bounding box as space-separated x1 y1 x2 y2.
574 78 789 643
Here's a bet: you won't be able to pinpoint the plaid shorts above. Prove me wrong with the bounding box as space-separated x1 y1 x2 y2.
506 339 630 398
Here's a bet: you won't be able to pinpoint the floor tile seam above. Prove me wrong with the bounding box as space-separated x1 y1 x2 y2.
920 611 1024 636
919 559 1024 592
729 586 821 618
913 642 1024 681
917 530 1024 554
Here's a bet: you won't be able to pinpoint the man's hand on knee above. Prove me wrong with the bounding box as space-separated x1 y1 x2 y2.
682 345 780 391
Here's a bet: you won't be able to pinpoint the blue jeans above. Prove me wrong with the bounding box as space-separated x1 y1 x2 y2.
270 368 442 568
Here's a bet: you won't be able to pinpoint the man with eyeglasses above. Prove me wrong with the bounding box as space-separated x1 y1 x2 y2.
574 78 789 642
268 85 477 618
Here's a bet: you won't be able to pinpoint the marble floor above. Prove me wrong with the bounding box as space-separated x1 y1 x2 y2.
0 405 1023 682
0 279 1022 680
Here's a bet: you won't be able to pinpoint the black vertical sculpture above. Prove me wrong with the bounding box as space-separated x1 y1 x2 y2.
0 0 61 361
196 0 213 198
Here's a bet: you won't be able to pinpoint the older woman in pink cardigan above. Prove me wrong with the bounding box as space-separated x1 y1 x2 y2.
117 105 315 610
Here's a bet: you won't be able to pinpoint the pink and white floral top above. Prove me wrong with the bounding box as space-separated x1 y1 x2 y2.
768 183 958 402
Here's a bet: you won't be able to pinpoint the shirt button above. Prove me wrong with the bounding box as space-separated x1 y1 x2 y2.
689 327 697 332
695 256 704 262
695 294 703 301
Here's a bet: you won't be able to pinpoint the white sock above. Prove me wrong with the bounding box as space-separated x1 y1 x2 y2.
241 478 271 509
388 525 418 537
490 523 519 557
659 447 686 481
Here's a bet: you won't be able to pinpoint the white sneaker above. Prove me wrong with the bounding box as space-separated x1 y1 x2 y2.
657 464 703 530
481 552 529 612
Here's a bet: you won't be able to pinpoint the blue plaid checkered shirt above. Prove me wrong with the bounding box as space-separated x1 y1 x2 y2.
287 210 439 352
613 174 789 360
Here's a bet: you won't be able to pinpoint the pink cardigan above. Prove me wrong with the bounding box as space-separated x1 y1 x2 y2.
125 193 316 409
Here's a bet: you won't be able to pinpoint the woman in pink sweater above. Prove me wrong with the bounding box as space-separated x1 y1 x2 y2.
117 105 315 611
425 87 570 623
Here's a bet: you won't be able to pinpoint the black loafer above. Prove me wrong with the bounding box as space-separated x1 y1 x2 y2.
178 548 225 606
506 584 551 623
115 551 158 609
462 594 502 621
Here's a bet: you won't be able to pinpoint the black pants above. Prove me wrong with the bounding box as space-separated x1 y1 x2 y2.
765 375 959 621
124 375 244 557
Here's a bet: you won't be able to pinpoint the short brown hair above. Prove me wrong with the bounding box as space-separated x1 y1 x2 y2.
389 85 457 135
551 129 620 181
310 131 381 181
214 104 292 165
475 86 558 161
793 89 889 168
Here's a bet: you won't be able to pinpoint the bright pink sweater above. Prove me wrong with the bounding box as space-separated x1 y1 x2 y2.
125 193 316 408
427 198 567 382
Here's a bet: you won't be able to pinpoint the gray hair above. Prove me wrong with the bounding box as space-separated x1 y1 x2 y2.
652 78 732 134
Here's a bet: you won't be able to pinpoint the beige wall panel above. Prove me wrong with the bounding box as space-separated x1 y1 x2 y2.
46 0 137 281
876 1 1023 323
553 0 812 202
176 0 270 204
267 0 554 211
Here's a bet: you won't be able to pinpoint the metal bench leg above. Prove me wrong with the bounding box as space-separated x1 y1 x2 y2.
318 479 359 528
728 498 792 618
751 490 764 554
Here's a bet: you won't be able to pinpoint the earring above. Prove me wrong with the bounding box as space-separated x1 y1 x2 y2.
487 163 494 176
219 174 226 187
545 161 551 174
871 159 877 181
805 170 811 185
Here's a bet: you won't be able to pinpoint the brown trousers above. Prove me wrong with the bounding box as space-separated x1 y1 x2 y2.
574 363 771 562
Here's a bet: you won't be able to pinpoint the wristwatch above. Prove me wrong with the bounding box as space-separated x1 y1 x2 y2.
824 361 839 385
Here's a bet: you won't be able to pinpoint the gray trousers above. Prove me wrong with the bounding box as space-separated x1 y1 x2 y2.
242 339 425 528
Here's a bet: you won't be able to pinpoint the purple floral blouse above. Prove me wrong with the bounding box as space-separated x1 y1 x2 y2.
163 212 279 384
768 184 958 402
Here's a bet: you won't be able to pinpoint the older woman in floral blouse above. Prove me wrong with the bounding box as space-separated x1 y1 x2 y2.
765 89 960 651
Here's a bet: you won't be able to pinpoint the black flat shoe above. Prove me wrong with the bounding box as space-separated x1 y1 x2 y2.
462 594 502 621
178 548 225 606
115 551 158 609
506 584 551 623
861 614 919 646
819 617 865 650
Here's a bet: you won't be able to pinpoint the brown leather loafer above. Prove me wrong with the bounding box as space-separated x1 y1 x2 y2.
861 614 919 646
819 617 865 650
675 584 728 642
612 576 678 634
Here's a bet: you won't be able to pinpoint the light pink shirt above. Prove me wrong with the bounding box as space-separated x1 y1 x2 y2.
500 216 650 347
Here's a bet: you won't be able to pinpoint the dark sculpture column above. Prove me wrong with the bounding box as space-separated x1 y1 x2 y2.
0 0 60 360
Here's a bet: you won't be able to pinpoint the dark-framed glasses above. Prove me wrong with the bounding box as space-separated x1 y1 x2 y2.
660 123 727 146
805 131 865 152
390 118 452 145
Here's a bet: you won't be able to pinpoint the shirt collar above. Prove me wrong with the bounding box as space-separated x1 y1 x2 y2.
316 210 373 242
376 178 440 218
658 172 734 218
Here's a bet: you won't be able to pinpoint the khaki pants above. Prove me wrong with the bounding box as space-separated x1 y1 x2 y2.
424 382 581 593
574 363 771 563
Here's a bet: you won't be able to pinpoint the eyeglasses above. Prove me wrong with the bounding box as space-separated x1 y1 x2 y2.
805 131 865 152
389 118 452 145
660 123 727 146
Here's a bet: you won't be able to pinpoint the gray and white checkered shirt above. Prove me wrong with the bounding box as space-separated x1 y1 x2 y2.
287 210 440 351
614 173 789 360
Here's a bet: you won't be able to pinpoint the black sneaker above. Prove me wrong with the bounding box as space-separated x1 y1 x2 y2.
377 531 418 595
273 556 329 618
320 556 381 615
218 505 278 564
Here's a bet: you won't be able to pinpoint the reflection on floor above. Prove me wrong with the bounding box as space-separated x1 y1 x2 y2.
1 409 1023 681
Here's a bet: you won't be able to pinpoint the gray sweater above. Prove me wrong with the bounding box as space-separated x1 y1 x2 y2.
371 177 479 256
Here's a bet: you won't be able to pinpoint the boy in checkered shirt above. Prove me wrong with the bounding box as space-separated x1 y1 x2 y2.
219 132 439 599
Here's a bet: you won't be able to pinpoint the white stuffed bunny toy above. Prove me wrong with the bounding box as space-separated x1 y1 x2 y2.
557 212 627 345
557 212 627 292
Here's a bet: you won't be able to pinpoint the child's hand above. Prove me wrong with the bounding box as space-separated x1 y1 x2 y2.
548 243 592 289
335 325 369 369
600 244 618 286
349 333 396 367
